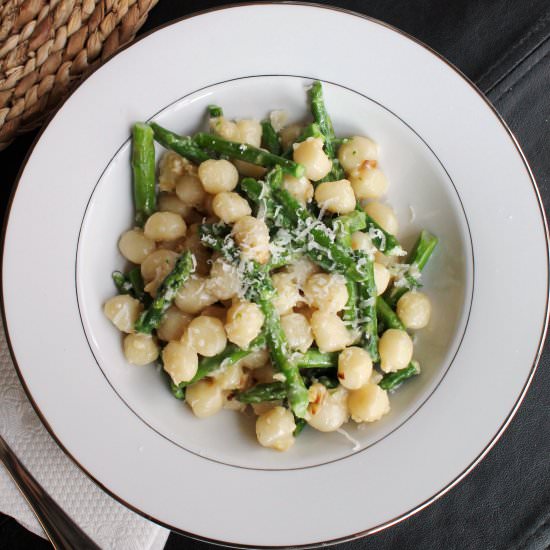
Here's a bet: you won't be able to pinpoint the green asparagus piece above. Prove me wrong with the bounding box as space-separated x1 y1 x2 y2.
309 81 346 181
240 370 339 406
333 210 368 243
260 297 309 418
112 268 151 306
261 120 282 155
364 212 404 256
385 230 438 307
235 382 286 403
239 174 284 228
356 261 379 361
343 279 359 328
208 104 223 118
294 417 307 436
194 132 305 177
112 271 133 295
235 349 338 403
134 251 195 334
149 122 210 165
332 212 361 331
301 370 339 389
295 349 338 369
409 230 439 271
376 296 405 330
310 81 336 158
170 380 186 400
132 123 156 226
127 267 149 304
379 361 420 391
295 122 324 142
173 334 266 391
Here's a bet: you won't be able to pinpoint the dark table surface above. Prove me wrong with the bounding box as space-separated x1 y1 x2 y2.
1 1 549 549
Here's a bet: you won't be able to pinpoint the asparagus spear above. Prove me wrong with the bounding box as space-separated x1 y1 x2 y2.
301 371 339 389
208 105 223 118
172 334 267 393
385 230 438 307
237 368 340 405
261 120 282 155
332 212 362 334
149 122 210 165
259 296 309 418
309 81 345 181
295 349 338 369
330 208 378 357
294 417 307 436
363 212 404 256
310 81 336 158
239 172 285 228
127 267 148 304
236 382 286 403
170 380 186 400
355 261 379 361
376 296 405 330
134 251 195 334
132 123 156 226
332 209 368 248
194 132 305 177
379 361 420 391
112 271 133 295
112 268 151 306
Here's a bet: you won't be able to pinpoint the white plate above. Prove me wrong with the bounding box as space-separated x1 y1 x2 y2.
2 4 548 547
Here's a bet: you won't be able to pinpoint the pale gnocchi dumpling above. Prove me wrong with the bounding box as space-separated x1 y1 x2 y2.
304 273 348 313
307 384 349 432
256 406 296 451
118 229 155 264
293 137 332 181
186 378 224 418
162 338 198 385
232 216 270 264
396 291 432 329
198 159 239 194
123 333 159 366
104 295 142 333
225 300 264 349
348 383 390 423
310 311 353 352
314 179 356 214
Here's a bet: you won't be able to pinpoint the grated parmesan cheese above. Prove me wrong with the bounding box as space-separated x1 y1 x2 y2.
336 427 361 451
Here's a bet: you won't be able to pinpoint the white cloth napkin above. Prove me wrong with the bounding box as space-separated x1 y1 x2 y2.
0 316 170 549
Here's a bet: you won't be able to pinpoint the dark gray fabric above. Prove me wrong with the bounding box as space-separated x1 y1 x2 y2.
1 1 549 549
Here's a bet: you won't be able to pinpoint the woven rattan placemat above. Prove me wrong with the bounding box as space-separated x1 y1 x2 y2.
0 0 158 149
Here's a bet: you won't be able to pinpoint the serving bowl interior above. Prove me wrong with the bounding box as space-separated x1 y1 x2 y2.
76 75 472 470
